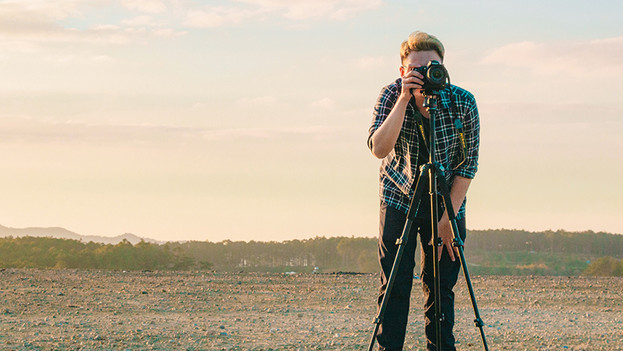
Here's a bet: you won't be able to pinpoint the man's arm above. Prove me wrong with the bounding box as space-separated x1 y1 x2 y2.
444 176 472 218
369 96 410 158
438 176 472 261
438 90 480 261
369 70 424 159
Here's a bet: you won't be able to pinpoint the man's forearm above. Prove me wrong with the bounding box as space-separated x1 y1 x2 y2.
443 176 472 218
370 96 410 159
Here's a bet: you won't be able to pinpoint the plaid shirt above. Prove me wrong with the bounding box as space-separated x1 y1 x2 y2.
368 78 480 219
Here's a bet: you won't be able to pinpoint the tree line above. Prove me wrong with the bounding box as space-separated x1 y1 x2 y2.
465 229 621 256
0 236 198 271
0 229 621 276
171 229 622 276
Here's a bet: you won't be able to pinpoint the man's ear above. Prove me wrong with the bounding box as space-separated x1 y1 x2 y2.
399 65 406 77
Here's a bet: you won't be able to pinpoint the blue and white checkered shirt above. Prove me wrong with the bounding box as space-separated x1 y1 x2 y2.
368 78 480 219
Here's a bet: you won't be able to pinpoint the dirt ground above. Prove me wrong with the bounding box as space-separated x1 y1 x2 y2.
0 269 621 350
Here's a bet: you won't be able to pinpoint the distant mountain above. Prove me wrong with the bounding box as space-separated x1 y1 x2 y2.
0 225 160 245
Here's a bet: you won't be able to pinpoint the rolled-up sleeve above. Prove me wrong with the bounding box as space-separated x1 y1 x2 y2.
367 84 398 151
453 93 479 179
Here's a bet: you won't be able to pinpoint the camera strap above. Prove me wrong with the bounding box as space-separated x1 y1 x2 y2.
416 114 429 155
448 88 467 170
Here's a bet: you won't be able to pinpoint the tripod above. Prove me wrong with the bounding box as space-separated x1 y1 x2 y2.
367 91 489 351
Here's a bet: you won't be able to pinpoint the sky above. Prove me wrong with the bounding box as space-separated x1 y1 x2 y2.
0 0 621 242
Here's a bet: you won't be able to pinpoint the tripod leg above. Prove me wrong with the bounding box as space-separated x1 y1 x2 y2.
435 169 490 351
428 167 444 350
367 167 430 351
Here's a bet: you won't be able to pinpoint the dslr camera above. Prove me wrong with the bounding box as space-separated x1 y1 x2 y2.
412 60 448 93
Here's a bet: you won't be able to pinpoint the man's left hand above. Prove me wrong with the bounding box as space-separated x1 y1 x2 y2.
437 216 459 262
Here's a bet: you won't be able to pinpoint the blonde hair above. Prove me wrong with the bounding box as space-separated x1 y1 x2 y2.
400 31 445 64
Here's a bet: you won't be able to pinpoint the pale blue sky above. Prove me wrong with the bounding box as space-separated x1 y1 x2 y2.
0 0 621 241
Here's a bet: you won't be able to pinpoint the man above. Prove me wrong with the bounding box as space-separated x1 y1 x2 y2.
367 31 480 351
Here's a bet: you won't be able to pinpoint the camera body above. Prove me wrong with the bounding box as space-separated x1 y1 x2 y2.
411 60 448 93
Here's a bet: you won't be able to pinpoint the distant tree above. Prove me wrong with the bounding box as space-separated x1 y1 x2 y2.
582 257 623 277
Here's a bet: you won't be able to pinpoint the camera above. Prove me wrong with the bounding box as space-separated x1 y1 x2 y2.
412 60 448 93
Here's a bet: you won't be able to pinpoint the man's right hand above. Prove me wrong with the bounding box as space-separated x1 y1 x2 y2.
400 68 425 101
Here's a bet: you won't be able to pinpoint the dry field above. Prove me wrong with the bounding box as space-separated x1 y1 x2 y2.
0 269 621 350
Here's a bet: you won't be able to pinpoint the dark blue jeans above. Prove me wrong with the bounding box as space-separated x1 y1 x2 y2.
376 202 466 351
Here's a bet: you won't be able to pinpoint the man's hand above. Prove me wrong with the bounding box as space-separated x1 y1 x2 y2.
399 68 424 101
437 214 459 262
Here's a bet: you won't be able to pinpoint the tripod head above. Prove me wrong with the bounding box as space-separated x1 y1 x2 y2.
421 89 443 111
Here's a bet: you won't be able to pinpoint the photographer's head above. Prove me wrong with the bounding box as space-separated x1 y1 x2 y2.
399 31 445 95
400 31 444 64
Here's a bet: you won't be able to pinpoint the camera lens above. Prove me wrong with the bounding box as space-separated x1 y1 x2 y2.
430 68 445 81
424 62 448 91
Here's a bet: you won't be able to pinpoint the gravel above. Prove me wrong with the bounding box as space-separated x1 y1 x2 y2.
0 269 621 350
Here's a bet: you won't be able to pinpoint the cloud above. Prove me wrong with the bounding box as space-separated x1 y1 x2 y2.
238 96 279 107
121 15 160 27
120 0 167 14
0 0 183 49
0 2 73 39
0 0 83 21
120 15 187 37
0 0 383 49
0 115 332 144
153 28 187 38
0 25 134 47
201 125 330 140
353 55 392 70
309 97 335 110
235 0 383 21
481 37 622 77
183 0 382 27
183 6 261 28
0 115 231 145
